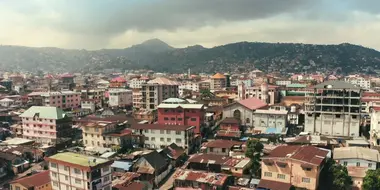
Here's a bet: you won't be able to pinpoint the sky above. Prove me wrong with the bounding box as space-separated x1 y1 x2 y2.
1 0 380 50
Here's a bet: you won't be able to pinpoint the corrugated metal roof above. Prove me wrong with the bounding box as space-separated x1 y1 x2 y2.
157 104 204 109
313 80 361 89
334 147 380 162
20 106 67 119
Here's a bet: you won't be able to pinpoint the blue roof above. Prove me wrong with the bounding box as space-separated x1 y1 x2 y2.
111 161 132 171
265 127 282 134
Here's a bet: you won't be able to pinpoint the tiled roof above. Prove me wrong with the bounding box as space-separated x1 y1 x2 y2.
131 124 194 131
147 77 178 85
258 179 291 190
211 73 226 79
11 171 50 188
203 139 243 149
237 97 267 110
111 76 126 83
20 106 67 119
265 145 329 166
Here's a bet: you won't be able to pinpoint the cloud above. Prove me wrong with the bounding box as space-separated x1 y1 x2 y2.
1 0 380 50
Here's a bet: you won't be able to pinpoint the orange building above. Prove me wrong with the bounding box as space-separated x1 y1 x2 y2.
110 76 127 88
259 145 329 190
210 73 226 90
10 171 52 190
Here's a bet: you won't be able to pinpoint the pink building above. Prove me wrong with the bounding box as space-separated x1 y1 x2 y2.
40 91 81 110
20 106 73 145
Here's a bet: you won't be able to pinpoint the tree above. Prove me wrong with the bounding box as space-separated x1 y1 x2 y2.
245 138 264 177
320 158 352 190
200 89 214 99
363 169 380 190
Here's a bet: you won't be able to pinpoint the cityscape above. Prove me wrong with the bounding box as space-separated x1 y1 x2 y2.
2 1 380 190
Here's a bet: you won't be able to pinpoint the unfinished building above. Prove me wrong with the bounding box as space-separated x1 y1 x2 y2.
304 81 362 137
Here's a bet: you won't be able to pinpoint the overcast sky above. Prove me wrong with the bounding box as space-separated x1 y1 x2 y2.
1 0 380 50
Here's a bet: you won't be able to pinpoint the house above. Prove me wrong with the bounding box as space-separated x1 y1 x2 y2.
259 145 330 190
0 152 30 175
223 97 267 127
157 98 205 134
130 124 196 154
173 169 234 190
200 139 244 156
159 143 187 167
81 99 97 113
252 105 288 135
0 98 15 107
20 106 73 145
111 160 133 173
108 88 132 108
45 152 113 190
132 150 172 186
10 170 51 190
215 117 242 140
334 147 380 189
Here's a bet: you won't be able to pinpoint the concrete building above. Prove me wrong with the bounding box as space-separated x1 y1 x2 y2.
253 105 288 134
238 82 280 105
20 106 72 145
259 145 330 190
223 97 267 127
345 75 371 89
141 77 179 110
129 77 148 89
41 91 81 110
304 81 362 137
131 124 196 154
10 171 51 190
81 89 105 106
370 107 380 146
275 80 292 86
46 152 113 190
108 88 132 107
210 73 226 90
129 77 149 108
81 99 97 113
157 98 205 134
179 82 199 97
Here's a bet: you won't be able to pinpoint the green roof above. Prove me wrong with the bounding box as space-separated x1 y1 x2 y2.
286 83 307 88
20 106 67 119
48 152 109 167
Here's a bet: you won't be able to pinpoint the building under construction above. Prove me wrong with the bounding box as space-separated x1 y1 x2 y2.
304 81 362 137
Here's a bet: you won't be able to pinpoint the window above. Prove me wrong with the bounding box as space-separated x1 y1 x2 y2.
178 118 183 121
104 186 111 190
164 109 169 112
53 182 58 187
356 162 360 167
277 174 285 179
64 166 69 171
191 118 196 121
74 168 81 174
368 163 373 168
151 137 155 141
176 139 182 143
176 131 181 135
166 130 171 134
302 177 310 183
65 175 68 180
145 137 149 141
50 163 57 168
160 138 164 142
104 176 110 182
264 172 272 177
164 117 169 121
210 147 214 152
75 179 81 184
246 118 250 123
171 117 175 121
167 138 171 142
151 130 155 134
52 172 57 177
343 161 347 166
103 166 110 172
160 130 165 134
144 129 149 133
222 148 226 153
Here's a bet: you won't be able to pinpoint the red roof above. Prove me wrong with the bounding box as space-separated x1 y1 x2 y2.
131 124 195 131
111 76 127 83
60 73 73 78
188 153 231 165
363 92 380 97
204 139 242 149
11 171 50 188
237 97 267 110
265 145 329 166
258 179 291 190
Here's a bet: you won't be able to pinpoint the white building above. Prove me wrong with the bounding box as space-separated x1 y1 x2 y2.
131 124 196 154
345 75 371 89
370 107 380 146
0 98 15 107
129 77 148 89
46 152 113 190
275 80 292 86
179 82 199 97
108 88 132 107
81 100 96 113
253 105 288 134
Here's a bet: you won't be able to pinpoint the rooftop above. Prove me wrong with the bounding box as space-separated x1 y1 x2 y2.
237 97 267 110
313 80 361 90
11 171 50 188
211 73 226 79
334 147 380 162
173 169 229 186
46 152 111 169
147 77 178 85
203 139 243 149
20 106 67 120
131 124 195 131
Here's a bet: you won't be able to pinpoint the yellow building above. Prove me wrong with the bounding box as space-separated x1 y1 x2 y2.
10 170 51 190
259 145 329 190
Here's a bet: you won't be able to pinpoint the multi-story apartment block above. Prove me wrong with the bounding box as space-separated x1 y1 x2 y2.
361 92 380 113
210 73 226 90
109 76 127 88
81 99 97 113
10 171 52 190
20 106 73 145
82 121 117 149
81 89 105 106
129 77 149 89
108 88 132 107
46 152 113 190
131 124 196 154
345 75 371 89
238 82 280 105
370 107 380 146
132 88 143 108
253 105 288 134
259 145 329 190
41 91 81 110
304 81 362 137
157 98 205 134
141 77 179 110
179 82 199 97
198 80 211 90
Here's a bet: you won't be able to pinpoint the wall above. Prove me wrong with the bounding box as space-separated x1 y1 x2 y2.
140 129 187 149
337 159 377 170
223 104 253 127
157 108 204 134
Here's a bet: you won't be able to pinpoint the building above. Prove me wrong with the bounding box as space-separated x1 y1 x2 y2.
108 88 132 107
173 169 233 190
238 82 280 105
304 81 362 137
130 124 196 154
129 77 148 89
20 106 73 145
10 171 51 190
200 139 243 156
370 107 380 146
275 80 292 86
223 97 267 127
45 152 113 190
40 91 81 110
179 82 199 97
81 99 97 113
259 145 330 190
110 76 127 88
141 77 179 110
157 98 205 134
81 89 105 106
253 105 288 135
345 75 371 89
361 92 380 113
210 73 226 90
